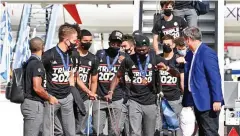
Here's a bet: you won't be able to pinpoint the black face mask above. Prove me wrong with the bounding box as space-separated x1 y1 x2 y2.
137 53 149 61
136 49 148 60
108 46 120 55
125 48 132 54
81 42 91 50
68 41 76 52
164 9 172 17
163 44 172 53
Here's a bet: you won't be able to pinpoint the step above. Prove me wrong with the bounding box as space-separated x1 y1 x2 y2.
142 11 216 23
143 33 215 45
142 1 216 11
142 21 215 34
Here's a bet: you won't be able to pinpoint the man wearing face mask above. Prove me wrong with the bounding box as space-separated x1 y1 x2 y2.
159 35 184 136
174 37 187 91
42 23 78 136
152 0 188 55
69 29 99 135
92 30 124 135
121 34 135 56
174 37 197 136
118 34 136 136
109 34 180 136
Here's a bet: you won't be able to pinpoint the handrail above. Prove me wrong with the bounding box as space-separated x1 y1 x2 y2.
138 1 143 32
14 4 32 52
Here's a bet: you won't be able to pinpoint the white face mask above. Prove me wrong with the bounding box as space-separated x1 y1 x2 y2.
177 49 187 57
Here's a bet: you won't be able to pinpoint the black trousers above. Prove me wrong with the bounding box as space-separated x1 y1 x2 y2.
194 107 220 136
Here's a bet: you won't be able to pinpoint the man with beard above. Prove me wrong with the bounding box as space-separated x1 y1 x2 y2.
72 29 98 135
42 23 78 136
159 35 184 135
152 0 187 54
109 34 179 136
92 30 124 136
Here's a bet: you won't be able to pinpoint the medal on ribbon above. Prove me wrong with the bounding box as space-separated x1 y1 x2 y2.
137 55 150 85
56 46 69 76
106 53 119 73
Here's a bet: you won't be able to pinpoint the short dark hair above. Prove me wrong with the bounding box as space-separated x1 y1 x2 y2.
122 34 136 46
58 23 77 42
174 37 185 47
80 29 92 39
162 34 174 41
29 37 44 53
160 0 175 8
71 23 81 40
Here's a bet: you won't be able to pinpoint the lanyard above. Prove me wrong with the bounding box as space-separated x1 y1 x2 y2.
137 55 150 78
56 46 69 71
106 53 119 72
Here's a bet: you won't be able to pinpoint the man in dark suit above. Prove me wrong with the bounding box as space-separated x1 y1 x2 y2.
176 26 224 136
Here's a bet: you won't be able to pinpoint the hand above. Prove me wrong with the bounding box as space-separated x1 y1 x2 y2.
157 62 168 71
176 57 186 64
118 56 125 63
69 71 75 86
104 91 113 102
49 96 58 105
88 91 97 100
213 102 221 111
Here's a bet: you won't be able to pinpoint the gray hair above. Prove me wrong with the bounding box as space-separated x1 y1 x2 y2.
182 26 202 41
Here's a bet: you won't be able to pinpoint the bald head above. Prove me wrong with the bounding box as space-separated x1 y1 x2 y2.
29 37 44 53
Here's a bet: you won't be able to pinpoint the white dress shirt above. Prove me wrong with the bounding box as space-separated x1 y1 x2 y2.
188 42 202 92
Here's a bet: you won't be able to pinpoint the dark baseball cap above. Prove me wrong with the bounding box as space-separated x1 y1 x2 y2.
109 30 123 41
132 30 142 36
134 34 150 47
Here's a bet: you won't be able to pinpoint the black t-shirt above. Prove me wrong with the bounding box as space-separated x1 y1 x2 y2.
72 50 99 101
96 49 124 101
159 53 183 101
174 1 194 10
25 56 46 102
118 53 166 105
152 16 187 40
119 52 132 101
42 46 73 99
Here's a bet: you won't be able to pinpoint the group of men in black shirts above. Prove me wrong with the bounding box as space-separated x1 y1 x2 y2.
21 1 200 136
22 23 187 136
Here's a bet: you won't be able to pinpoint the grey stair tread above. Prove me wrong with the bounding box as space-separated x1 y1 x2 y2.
141 0 217 49
142 23 215 34
142 1 215 11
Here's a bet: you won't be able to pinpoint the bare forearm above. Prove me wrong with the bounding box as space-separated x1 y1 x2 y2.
180 73 184 92
180 81 184 93
109 76 120 92
90 81 97 94
153 35 160 54
34 87 50 101
77 79 91 94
